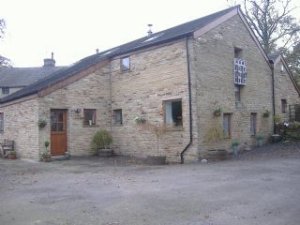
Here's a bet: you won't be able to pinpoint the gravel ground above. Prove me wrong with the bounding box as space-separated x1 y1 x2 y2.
0 141 300 225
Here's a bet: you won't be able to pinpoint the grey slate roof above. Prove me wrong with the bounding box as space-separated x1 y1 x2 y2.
0 66 65 87
0 6 238 104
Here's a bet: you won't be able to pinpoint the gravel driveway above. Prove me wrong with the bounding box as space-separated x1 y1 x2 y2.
0 142 300 225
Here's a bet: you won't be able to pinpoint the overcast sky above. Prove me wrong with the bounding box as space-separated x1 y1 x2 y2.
0 0 300 67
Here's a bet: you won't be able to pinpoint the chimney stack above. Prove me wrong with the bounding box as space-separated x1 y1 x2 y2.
43 52 56 67
147 24 153 36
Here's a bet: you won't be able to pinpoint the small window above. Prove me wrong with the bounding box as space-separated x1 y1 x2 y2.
84 109 96 126
234 85 241 103
120 56 130 72
2 87 9 95
223 113 232 138
234 47 243 58
164 100 182 127
281 99 287 113
113 109 123 125
250 113 257 136
0 112 4 133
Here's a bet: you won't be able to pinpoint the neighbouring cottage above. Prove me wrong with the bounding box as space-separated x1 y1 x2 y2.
0 53 65 97
0 6 299 162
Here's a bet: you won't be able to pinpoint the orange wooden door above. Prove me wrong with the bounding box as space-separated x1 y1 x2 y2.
50 109 67 156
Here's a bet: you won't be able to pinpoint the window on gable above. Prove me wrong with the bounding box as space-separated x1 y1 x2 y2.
164 99 182 127
113 109 123 125
84 109 96 126
223 113 232 139
2 87 9 95
234 47 243 58
234 85 241 103
250 113 257 136
281 99 287 113
0 112 4 133
120 56 130 72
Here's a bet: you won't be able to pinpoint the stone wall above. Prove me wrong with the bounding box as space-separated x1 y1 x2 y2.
274 60 300 121
38 64 111 157
110 41 198 162
0 98 40 160
191 15 273 156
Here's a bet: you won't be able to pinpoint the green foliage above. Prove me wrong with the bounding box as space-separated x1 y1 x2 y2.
262 110 270 118
273 114 282 124
91 129 113 153
231 140 240 147
204 126 223 143
38 119 47 128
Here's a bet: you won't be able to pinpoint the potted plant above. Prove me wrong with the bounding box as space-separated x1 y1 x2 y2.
140 122 167 165
231 140 240 158
262 110 270 118
213 108 222 117
40 141 51 162
91 129 113 157
134 116 146 124
6 150 17 160
38 119 47 129
256 134 264 147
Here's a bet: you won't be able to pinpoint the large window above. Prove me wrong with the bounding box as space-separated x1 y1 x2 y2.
113 109 123 125
281 99 287 113
120 56 130 72
164 100 182 127
223 113 232 138
2 87 9 95
250 113 257 136
0 113 4 133
84 109 96 126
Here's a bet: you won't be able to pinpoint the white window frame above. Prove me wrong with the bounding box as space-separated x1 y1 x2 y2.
120 56 130 72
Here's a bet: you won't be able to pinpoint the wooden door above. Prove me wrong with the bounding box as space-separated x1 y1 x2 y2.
50 109 67 156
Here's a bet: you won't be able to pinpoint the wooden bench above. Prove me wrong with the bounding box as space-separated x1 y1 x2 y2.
1 139 15 158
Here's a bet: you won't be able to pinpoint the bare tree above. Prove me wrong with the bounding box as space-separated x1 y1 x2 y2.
228 0 300 54
0 18 10 66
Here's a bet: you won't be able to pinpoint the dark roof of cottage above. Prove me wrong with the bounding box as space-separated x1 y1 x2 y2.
0 66 65 87
0 6 239 104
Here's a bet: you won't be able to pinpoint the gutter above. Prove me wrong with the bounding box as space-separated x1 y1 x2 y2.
270 60 276 134
180 37 193 164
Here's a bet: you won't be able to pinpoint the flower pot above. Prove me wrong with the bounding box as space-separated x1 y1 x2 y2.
145 155 166 165
97 149 114 157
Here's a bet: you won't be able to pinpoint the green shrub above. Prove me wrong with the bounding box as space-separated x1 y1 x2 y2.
91 130 113 153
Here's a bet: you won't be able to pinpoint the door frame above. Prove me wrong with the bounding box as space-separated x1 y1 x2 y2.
50 109 68 156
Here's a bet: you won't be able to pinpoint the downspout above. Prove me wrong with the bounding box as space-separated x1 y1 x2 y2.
180 36 193 164
270 60 276 134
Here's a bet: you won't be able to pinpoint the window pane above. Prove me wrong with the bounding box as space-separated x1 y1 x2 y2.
250 113 257 135
223 114 231 138
84 109 96 125
121 57 130 71
164 100 182 127
113 109 123 125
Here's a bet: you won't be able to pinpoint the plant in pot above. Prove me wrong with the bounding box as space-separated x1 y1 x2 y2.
231 140 240 158
6 150 17 160
139 122 167 165
40 140 51 162
91 129 113 157
256 134 264 147
38 119 47 129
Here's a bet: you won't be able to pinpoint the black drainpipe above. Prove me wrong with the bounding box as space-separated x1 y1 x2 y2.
270 60 276 134
180 37 193 164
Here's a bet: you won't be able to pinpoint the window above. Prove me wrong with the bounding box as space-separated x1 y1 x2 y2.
0 113 4 133
250 113 257 136
234 85 241 103
120 56 130 72
2 87 9 95
164 100 182 127
84 109 96 126
223 113 232 138
234 47 243 58
113 109 123 125
281 99 287 113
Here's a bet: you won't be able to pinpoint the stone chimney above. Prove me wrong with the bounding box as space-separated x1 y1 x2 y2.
43 52 55 67
147 24 153 36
